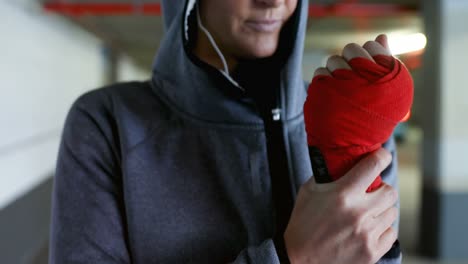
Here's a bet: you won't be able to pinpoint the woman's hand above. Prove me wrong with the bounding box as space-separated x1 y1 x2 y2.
284 148 398 264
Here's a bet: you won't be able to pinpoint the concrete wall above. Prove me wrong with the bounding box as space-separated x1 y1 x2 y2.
0 1 106 211
420 0 468 260
0 1 149 263
439 0 468 193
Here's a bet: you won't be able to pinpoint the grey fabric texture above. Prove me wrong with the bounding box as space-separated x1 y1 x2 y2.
380 254 403 264
49 0 401 263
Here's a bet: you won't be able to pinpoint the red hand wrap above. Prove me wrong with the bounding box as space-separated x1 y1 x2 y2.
304 55 414 192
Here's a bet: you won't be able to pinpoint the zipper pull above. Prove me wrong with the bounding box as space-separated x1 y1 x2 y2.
271 108 281 121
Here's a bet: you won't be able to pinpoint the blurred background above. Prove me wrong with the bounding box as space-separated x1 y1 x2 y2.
0 0 467 263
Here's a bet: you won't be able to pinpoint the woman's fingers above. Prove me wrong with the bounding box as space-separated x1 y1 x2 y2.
318 34 393 78
314 67 332 77
363 40 392 57
326 55 352 72
342 43 375 62
377 227 398 260
336 148 392 194
375 34 390 51
370 205 398 237
365 183 399 217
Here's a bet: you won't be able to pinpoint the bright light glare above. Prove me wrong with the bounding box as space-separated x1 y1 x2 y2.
388 33 427 55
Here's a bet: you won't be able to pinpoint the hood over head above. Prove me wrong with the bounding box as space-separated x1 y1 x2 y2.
153 0 308 125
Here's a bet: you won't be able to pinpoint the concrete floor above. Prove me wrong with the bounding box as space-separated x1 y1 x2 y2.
397 127 467 264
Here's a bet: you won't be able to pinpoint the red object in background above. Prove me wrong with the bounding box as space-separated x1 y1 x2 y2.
43 2 417 17
308 3 416 18
304 55 414 192
400 52 423 71
43 3 162 16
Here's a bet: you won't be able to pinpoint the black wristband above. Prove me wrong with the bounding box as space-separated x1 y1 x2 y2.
308 146 333 184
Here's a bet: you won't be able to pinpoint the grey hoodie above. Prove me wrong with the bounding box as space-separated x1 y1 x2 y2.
49 0 401 263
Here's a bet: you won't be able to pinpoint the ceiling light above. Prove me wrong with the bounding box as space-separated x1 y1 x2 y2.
388 33 427 55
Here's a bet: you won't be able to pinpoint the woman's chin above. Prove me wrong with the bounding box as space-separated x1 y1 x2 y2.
240 37 279 59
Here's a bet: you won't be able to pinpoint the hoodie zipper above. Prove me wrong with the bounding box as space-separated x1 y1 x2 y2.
263 89 294 262
271 108 282 121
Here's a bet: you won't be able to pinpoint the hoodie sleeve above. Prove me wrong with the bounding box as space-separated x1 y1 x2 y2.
377 137 402 264
231 239 281 264
378 255 403 264
49 91 131 264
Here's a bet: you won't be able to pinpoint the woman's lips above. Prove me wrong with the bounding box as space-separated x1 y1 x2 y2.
245 19 282 33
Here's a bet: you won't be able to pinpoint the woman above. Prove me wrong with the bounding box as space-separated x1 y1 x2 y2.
50 0 402 263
